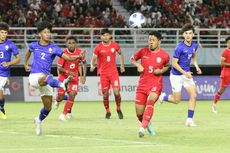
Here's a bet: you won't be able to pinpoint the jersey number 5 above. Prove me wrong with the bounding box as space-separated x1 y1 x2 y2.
149 66 154 73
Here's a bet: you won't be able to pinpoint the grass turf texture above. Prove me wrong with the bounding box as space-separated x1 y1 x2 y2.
0 101 230 153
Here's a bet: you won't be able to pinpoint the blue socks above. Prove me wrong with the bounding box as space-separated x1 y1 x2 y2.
46 76 61 88
188 109 194 118
0 98 5 113
163 95 169 102
39 107 50 121
63 95 68 100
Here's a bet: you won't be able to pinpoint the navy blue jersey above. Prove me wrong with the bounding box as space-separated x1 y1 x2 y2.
29 42 63 75
0 39 19 77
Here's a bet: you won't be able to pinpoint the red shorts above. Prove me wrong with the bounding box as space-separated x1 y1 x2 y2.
58 75 79 95
100 72 120 92
220 76 230 88
135 83 162 105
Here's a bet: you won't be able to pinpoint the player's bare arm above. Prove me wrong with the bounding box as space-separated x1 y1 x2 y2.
172 57 192 79
2 54 20 67
62 50 85 61
24 50 32 72
118 51 125 73
192 52 202 74
154 63 170 76
90 55 97 72
82 61 87 84
58 65 76 77
221 57 230 67
130 56 144 73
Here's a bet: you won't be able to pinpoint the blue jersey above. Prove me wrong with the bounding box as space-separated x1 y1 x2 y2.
0 39 19 77
29 42 63 75
171 41 198 75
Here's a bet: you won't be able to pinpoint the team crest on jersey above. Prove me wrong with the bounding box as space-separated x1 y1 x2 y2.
156 57 162 63
111 48 115 52
49 48 52 53
5 45 9 50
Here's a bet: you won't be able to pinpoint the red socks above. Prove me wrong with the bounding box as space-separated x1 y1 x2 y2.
214 91 221 104
103 98 110 113
63 100 74 115
142 100 154 128
115 95 121 111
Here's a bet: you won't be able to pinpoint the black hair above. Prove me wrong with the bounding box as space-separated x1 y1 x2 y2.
181 23 195 33
101 28 110 35
37 21 52 33
226 36 230 43
149 31 162 40
66 36 77 42
0 22 9 31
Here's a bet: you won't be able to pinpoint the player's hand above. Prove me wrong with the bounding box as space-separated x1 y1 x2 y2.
24 64 31 72
80 76 86 84
196 67 202 74
137 65 144 73
90 65 95 72
184 71 192 79
80 50 86 58
154 69 162 75
1 62 9 67
120 66 125 73
69 71 77 77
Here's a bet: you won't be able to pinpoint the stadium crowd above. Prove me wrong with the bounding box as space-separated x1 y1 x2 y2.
0 0 229 29
120 0 230 28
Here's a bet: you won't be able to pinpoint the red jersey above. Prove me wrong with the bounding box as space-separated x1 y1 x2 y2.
133 47 170 88
57 48 85 78
221 48 230 77
94 41 121 75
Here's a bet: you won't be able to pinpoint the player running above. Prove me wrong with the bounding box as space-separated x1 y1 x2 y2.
131 31 170 137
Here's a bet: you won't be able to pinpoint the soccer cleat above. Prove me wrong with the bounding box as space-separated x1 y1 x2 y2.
66 113 72 119
212 103 217 114
53 100 60 110
158 92 166 104
0 110 7 120
147 122 156 136
63 76 72 92
185 118 197 127
59 114 67 121
117 110 123 119
105 112 111 119
34 117 42 136
138 127 145 138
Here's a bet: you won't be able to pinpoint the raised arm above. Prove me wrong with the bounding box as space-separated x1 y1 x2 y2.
130 56 144 73
90 55 97 72
61 50 85 61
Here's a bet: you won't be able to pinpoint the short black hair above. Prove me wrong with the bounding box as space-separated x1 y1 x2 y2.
226 37 230 43
0 22 9 31
149 31 162 40
181 23 195 33
101 28 110 35
66 36 77 42
37 21 52 33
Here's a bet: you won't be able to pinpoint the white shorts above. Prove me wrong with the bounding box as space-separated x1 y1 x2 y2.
29 73 53 96
170 73 195 92
0 77 9 90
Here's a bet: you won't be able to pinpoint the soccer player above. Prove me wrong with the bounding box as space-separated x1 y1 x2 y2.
24 21 85 135
159 24 202 127
90 28 125 119
0 22 20 119
212 37 230 114
131 31 170 137
55 36 87 121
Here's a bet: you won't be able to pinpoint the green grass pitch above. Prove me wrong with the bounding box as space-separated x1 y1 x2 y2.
0 101 230 153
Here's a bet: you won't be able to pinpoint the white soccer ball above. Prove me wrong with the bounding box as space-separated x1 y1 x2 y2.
128 12 146 28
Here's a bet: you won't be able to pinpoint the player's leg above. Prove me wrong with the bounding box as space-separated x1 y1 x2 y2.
60 92 77 121
159 74 182 104
135 92 147 137
100 75 111 119
184 79 197 127
212 77 228 113
54 87 65 109
34 85 53 136
0 77 9 119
